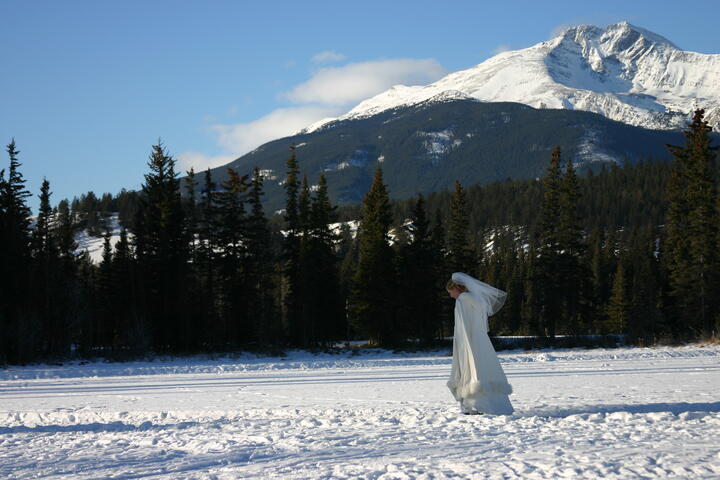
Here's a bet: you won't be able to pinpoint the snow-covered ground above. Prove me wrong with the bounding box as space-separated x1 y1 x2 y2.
1 346 719 479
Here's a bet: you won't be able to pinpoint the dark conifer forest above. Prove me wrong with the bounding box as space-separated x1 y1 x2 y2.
1 110 718 364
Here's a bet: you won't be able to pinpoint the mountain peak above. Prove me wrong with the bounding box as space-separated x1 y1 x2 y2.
306 23 719 133
559 21 678 56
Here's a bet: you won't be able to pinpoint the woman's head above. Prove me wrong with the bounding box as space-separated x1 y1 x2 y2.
446 279 468 299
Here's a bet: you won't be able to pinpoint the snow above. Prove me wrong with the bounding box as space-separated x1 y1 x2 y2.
304 22 720 134
2 345 719 479
74 213 126 264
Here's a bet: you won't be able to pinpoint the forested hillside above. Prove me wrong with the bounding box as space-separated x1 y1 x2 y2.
0 110 717 364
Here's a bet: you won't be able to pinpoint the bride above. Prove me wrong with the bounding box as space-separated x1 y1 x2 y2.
446 272 514 415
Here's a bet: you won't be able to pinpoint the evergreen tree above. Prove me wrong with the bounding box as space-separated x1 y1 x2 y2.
56 199 77 259
606 259 629 334
665 109 719 337
283 145 303 344
133 142 189 352
32 179 55 257
353 167 397 346
447 181 475 274
397 195 443 342
0 140 34 363
215 168 250 345
521 243 542 335
197 168 219 347
112 227 145 354
629 227 662 344
431 208 452 337
245 167 279 344
557 155 589 334
32 179 68 357
295 176 313 345
306 174 344 345
97 228 115 349
184 167 199 263
536 146 563 337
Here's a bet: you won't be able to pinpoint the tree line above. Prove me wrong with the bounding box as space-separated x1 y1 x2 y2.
0 110 717 364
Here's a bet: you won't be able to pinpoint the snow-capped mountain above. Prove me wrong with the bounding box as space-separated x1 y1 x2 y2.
306 22 720 133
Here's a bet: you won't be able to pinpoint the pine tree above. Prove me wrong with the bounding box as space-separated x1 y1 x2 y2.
353 167 397 346
521 243 542 336
447 181 475 274
629 227 662 344
295 176 313 345
0 140 34 363
56 199 77 259
98 228 115 349
606 259 629 334
397 195 443 343
32 179 68 357
184 167 199 263
32 179 55 258
431 208 451 337
306 174 344 345
215 168 250 345
245 167 278 345
133 142 189 352
536 146 563 337
112 227 145 353
665 109 719 337
557 155 588 334
197 168 219 347
283 145 302 344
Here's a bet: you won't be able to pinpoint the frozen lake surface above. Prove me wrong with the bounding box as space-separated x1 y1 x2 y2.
1 346 719 479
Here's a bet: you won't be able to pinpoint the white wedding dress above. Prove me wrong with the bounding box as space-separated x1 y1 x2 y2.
447 273 514 415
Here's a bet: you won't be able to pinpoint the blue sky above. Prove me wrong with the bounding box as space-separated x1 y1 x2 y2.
1 0 719 211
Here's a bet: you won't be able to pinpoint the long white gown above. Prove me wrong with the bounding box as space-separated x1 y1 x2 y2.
447 292 514 415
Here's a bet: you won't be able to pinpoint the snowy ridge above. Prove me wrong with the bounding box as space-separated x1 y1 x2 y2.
306 22 720 133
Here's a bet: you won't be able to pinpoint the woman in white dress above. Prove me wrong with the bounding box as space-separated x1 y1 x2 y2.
446 272 514 415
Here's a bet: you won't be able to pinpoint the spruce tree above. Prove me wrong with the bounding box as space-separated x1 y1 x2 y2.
184 167 199 263
447 181 475 274
353 167 397 346
112 227 144 353
283 145 302 344
134 142 189 352
33 179 67 357
197 168 219 347
536 146 563 337
295 176 312 345
606 259 629 334
0 140 33 363
56 199 77 259
306 174 344 345
557 155 589 334
215 168 250 345
629 227 662 344
98 228 115 349
665 109 719 337
245 167 278 344
397 195 443 343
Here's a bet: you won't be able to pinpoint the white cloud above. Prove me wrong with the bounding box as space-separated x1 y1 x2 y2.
492 44 513 55
311 50 347 64
177 151 238 173
283 59 447 106
210 106 341 157
184 57 447 167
